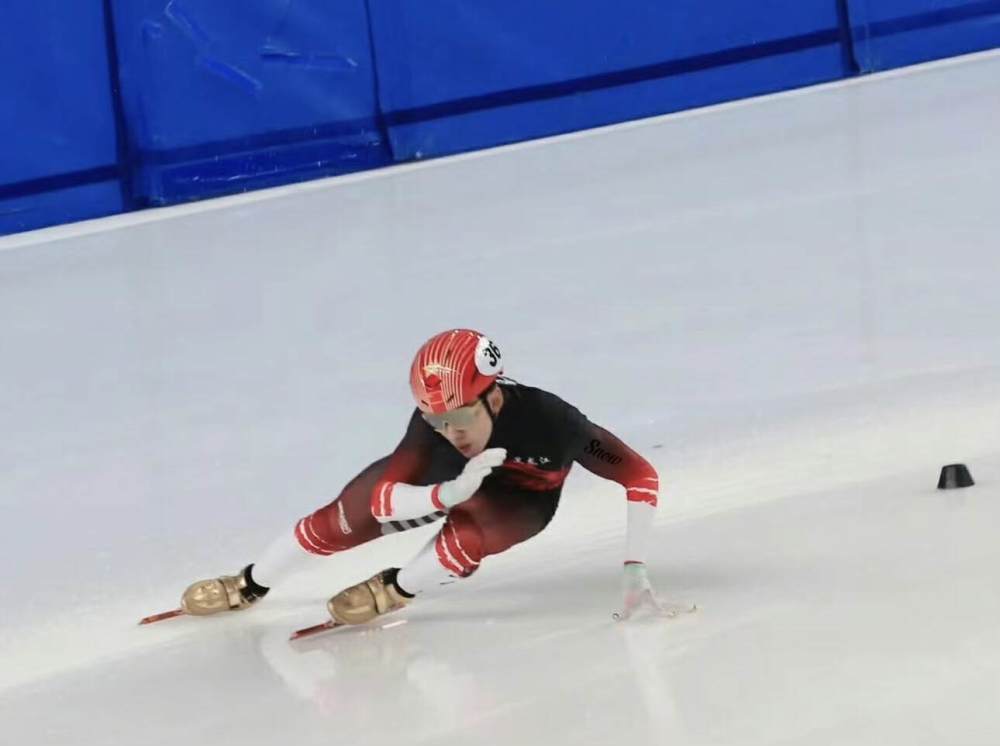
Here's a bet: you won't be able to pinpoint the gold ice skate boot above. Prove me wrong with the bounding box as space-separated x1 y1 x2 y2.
327 568 412 625
180 564 269 616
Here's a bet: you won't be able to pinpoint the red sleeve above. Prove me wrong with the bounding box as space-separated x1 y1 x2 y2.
371 410 439 515
574 423 659 506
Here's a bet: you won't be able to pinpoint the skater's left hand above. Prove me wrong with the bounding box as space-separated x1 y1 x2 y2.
615 562 696 621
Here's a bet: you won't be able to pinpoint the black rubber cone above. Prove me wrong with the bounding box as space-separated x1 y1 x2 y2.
937 464 974 489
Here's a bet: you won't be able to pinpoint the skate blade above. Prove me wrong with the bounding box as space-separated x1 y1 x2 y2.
662 602 699 618
289 620 346 641
613 602 698 622
651 602 699 620
138 608 186 625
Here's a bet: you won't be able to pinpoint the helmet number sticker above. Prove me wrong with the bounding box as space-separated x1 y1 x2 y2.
475 337 503 375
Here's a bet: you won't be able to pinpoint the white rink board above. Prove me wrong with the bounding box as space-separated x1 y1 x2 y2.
2 50 1000 746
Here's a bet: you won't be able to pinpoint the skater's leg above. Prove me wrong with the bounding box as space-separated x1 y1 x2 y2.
324 490 558 624
395 510 485 593
467 487 560 558
291 456 390 559
231 455 394 592
181 456 394 616
394 488 559 595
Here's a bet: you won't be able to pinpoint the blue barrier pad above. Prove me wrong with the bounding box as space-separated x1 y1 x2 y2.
111 0 390 204
848 0 1000 72
0 182 124 237
367 0 849 160
0 2 122 235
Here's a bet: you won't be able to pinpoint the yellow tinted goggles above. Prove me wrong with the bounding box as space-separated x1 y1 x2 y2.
421 401 481 430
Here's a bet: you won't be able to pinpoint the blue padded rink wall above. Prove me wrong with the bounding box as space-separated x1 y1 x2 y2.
3 6 1000 746
2 0 1000 234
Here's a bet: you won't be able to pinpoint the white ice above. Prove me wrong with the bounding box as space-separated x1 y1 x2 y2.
2 50 1000 746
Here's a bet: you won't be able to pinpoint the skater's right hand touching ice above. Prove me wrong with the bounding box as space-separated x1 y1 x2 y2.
438 448 507 507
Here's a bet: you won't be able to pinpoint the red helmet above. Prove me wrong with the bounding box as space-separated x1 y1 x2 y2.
409 329 503 414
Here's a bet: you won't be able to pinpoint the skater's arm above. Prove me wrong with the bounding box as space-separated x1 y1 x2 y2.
371 410 437 520
574 423 659 564
371 411 506 522
574 423 693 620
378 410 437 485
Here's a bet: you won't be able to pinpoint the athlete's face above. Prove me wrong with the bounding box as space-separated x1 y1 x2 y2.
424 387 503 458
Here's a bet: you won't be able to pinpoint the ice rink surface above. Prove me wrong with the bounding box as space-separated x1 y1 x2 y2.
2 50 1000 746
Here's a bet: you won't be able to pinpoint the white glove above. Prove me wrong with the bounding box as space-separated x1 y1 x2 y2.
438 448 507 508
614 563 697 621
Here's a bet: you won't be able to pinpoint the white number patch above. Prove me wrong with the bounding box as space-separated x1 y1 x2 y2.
475 336 503 375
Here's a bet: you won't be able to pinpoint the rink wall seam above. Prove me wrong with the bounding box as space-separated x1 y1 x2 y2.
2 0 999 237
835 0 863 75
100 0 136 212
